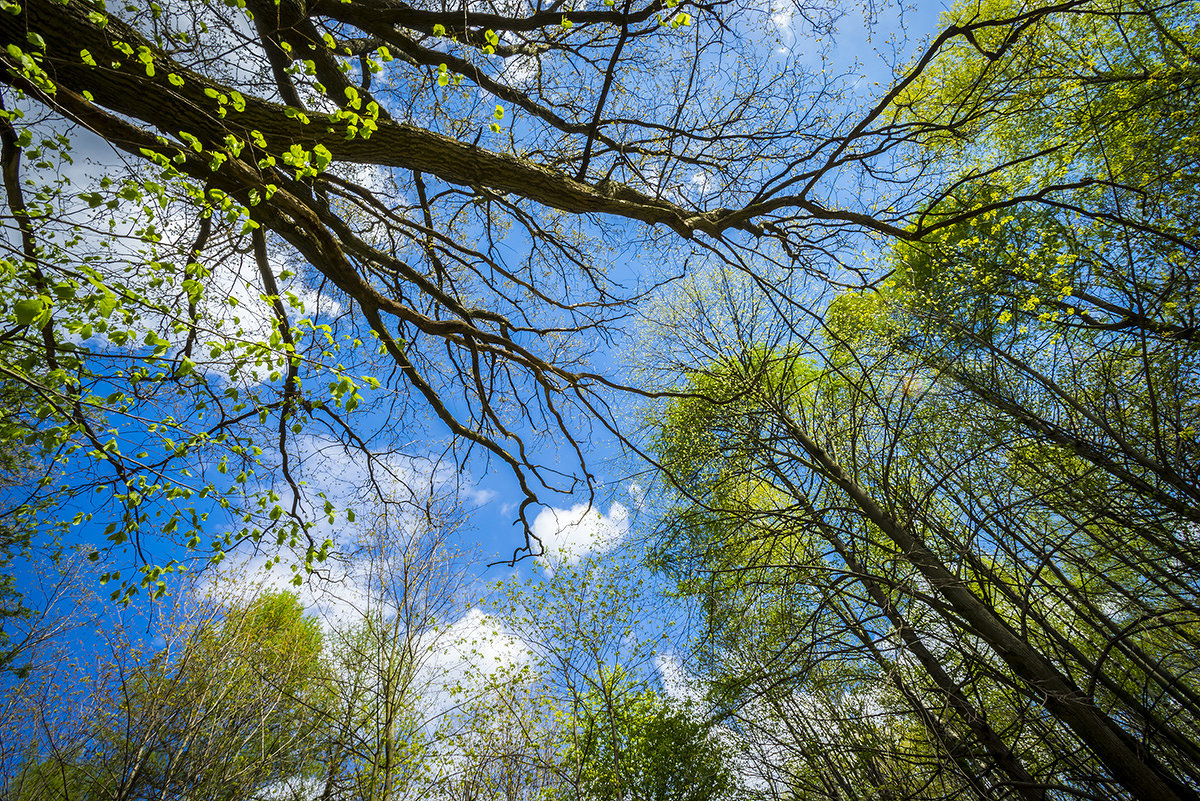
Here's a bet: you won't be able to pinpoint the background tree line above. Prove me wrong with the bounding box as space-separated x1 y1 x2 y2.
0 516 741 801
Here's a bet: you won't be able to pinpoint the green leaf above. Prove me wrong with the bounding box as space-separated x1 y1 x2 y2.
311 143 332 170
13 297 46 326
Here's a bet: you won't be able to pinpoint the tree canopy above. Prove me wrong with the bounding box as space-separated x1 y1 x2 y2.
1 0 1198 796
4 0 1178 592
643 0 1200 795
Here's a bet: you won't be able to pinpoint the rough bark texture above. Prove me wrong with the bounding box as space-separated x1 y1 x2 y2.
0 0 739 238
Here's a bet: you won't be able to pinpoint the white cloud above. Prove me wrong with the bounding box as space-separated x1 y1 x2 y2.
430 608 530 684
627 481 646 510
200 549 367 631
64 183 340 389
531 501 629 574
655 652 705 705
199 435 481 629
413 607 535 729
187 243 340 384
500 55 539 88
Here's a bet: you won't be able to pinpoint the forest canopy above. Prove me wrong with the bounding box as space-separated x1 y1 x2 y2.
0 0 1197 796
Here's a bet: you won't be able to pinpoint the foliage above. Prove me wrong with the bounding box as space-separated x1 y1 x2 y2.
9 589 327 801
2 0 1200 797
0 0 844 596
644 1 1200 799
570 673 740 801
2 0 1179 602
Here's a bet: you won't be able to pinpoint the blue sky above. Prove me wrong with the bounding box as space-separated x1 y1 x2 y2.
3 0 954 704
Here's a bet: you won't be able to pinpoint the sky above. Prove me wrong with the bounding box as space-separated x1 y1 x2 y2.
2 0 953 721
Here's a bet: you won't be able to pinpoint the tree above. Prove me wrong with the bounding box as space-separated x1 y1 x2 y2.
9 588 327 800
832 0 1200 789
642 0 1200 793
570 673 740 801
3 0 1198 791
647 348 1047 801
649 334 1200 798
429 546 744 801
0 0 1157 596
0 549 98 799
309 499 471 801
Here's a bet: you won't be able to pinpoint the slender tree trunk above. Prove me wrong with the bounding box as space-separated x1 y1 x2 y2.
780 416 1198 801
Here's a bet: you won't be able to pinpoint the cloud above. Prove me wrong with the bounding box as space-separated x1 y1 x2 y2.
199 435 482 628
200 548 367 631
427 608 530 691
655 652 705 705
500 55 539 87
627 482 646 510
58 175 341 389
531 501 629 574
